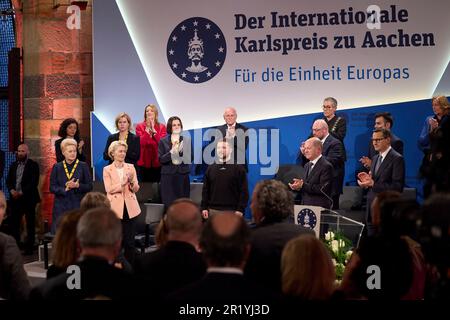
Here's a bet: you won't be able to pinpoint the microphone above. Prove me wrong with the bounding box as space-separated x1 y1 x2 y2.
320 182 334 211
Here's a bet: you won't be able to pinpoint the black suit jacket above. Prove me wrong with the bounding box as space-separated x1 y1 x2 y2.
55 138 86 163
244 219 314 292
301 156 333 209
169 272 275 303
30 256 136 300
134 241 206 300
366 148 405 221
323 115 347 142
158 135 191 175
6 159 40 204
216 123 249 169
322 135 346 196
103 132 140 165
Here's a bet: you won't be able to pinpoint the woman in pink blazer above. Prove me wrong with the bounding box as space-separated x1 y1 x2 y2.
103 140 140 264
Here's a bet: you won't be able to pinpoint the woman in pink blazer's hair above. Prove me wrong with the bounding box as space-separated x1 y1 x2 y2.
103 140 140 264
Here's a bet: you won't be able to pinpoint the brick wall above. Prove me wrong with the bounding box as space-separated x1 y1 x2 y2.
22 0 92 226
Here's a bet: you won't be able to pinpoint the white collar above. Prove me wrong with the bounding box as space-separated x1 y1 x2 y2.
207 267 243 275
321 134 330 144
227 123 236 128
379 146 392 160
310 154 322 166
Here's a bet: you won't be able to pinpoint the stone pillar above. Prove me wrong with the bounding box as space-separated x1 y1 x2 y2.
22 0 92 228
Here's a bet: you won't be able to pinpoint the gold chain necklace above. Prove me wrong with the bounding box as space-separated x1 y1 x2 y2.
63 159 79 180
120 131 128 142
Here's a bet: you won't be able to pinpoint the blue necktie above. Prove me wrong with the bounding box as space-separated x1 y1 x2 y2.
374 155 383 175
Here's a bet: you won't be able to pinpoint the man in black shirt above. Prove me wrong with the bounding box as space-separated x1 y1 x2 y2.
201 140 248 218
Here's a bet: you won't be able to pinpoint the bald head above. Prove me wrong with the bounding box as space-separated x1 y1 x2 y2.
211 212 241 237
166 199 202 239
223 107 237 126
17 144 29 161
200 213 250 268
312 119 329 140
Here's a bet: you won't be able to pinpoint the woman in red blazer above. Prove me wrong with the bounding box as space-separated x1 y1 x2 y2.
103 140 140 264
135 104 167 182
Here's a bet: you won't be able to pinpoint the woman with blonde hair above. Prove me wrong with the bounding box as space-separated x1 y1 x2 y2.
103 140 140 264
426 96 450 194
281 234 336 300
135 104 167 182
103 112 140 166
419 96 450 197
50 138 92 234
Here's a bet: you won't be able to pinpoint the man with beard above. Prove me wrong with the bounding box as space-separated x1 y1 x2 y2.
6 144 40 254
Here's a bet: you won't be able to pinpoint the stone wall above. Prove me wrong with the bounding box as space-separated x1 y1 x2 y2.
21 0 92 226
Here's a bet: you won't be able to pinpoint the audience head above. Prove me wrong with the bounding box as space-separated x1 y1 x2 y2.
166 198 203 245
167 116 183 135
282 234 335 300
155 215 169 248
370 191 401 231
200 213 250 269
374 112 394 130
372 128 391 153
16 143 29 161
418 193 450 277
431 95 450 117
303 137 323 161
108 140 128 161
251 180 294 224
58 118 81 141
378 198 421 240
322 97 338 119
0 191 6 224
115 112 133 132
60 138 78 162
77 208 122 261
223 107 237 126
144 104 159 124
81 192 111 212
312 119 329 140
345 236 413 300
52 209 83 268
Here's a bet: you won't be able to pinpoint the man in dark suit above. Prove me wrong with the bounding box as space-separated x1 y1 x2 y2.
358 128 405 236
6 144 40 254
290 138 333 209
30 208 136 300
216 107 249 170
169 213 274 303
134 198 206 300
309 119 345 209
245 180 313 293
360 112 404 169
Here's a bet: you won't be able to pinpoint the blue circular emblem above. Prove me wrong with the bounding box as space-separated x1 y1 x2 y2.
167 17 226 84
297 208 317 229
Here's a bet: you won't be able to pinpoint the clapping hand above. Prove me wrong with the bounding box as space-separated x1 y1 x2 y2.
359 156 372 169
357 172 373 188
65 178 79 191
288 178 303 191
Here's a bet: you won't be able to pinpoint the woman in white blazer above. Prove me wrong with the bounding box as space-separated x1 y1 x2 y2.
103 140 140 264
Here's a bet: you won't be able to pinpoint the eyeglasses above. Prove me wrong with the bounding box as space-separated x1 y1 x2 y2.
322 105 333 109
371 138 386 142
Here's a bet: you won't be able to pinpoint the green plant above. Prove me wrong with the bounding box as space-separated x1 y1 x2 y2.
323 231 354 280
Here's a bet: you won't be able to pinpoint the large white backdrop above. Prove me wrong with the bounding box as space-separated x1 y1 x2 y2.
92 0 450 130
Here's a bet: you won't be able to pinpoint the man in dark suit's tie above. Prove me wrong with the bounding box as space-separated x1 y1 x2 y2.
357 128 405 236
